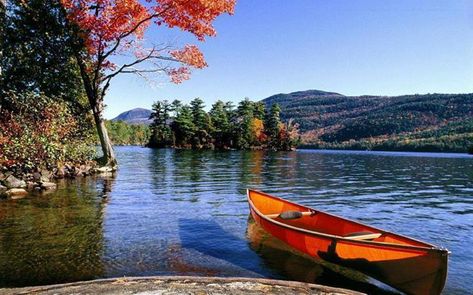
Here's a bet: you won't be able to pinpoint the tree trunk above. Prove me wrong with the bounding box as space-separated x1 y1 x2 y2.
71 49 117 168
92 101 117 168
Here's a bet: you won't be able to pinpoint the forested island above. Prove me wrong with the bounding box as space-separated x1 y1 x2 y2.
105 98 301 150
146 98 300 150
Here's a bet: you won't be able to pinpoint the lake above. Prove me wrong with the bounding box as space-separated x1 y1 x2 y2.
0 146 471 294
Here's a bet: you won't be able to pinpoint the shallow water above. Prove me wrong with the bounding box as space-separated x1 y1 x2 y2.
0 147 471 294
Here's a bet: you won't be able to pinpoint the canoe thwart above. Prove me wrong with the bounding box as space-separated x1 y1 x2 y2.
343 231 382 240
266 210 316 220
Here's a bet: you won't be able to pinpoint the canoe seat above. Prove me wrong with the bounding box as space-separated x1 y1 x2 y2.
344 231 382 240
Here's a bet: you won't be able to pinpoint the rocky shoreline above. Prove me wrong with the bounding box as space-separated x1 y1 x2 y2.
0 161 115 199
1 276 363 295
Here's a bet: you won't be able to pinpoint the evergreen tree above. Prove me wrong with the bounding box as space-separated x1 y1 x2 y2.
148 101 172 148
171 99 183 118
190 98 211 147
171 105 196 147
265 103 282 149
235 98 255 148
253 101 266 120
210 100 231 148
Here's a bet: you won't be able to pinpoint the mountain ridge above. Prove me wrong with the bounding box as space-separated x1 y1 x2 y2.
262 90 473 152
112 108 152 125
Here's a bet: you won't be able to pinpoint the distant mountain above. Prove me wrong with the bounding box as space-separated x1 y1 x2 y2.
264 89 343 107
112 108 152 125
263 90 473 152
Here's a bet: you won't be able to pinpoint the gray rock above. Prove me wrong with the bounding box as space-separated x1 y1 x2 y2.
6 188 28 199
27 182 36 190
40 182 57 190
95 166 114 173
40 169 52 182
33 172 42 182
0 184 7 198
55 167 65 179
4 175 26 188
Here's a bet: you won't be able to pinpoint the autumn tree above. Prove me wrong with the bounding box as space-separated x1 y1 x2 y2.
60 0 235 167
278 119 301 150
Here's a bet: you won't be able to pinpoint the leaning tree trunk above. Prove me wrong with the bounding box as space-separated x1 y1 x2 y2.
64 7 117 168
91 98 117 168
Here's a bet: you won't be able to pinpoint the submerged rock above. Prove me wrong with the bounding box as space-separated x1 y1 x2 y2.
0 184 7 198
6 188 28 199
40 182 57 190
54 167 66 179
4 175 26 188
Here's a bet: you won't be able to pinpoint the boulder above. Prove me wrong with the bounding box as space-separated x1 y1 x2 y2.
40 182 57 190
33 172 42 182
40 169 52 182
55 167 65 179
6 188 28 199
95 166 114 173
27 182 36 190
4 175 26 188
0 184 7 198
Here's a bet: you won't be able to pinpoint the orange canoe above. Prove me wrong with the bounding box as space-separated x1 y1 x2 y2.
247 189 449 295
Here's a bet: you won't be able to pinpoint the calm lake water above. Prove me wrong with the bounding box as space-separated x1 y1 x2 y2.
0 146 472 294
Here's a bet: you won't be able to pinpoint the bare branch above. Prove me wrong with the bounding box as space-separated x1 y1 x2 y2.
101 46 178 82
100 4 173 62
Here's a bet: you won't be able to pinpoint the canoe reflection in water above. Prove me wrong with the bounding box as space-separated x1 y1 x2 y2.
246 217 399 295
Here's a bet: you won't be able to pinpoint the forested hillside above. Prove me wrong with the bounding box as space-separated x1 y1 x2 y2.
263 90 473 152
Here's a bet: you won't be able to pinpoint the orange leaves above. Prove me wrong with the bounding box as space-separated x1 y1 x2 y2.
61 0 150 56
157 0 235 41
168 67 191 84
171 45 207 69
61 0 235 84
251 118 267 142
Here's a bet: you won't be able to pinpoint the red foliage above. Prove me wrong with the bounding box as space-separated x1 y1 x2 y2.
61 0 235 82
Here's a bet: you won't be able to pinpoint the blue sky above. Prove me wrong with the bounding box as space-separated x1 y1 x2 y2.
105 0 473 118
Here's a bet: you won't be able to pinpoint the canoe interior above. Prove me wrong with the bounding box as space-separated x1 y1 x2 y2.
248 189 433 248
247 189 449 295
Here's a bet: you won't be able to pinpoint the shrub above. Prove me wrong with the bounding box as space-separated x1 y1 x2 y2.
0 91 96 172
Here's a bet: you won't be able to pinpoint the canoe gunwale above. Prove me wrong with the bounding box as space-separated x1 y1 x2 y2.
247 189 449 254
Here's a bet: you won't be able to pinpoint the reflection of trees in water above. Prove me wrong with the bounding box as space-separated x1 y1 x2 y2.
0 175 115 287
239 151 264 186
246 217 399 295
148 148 171 187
